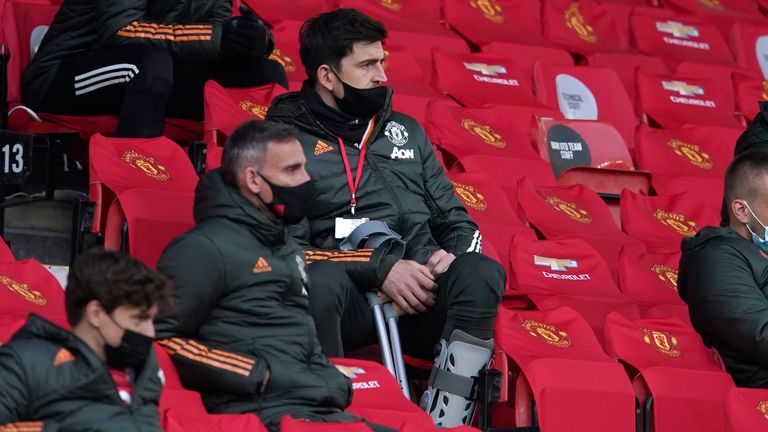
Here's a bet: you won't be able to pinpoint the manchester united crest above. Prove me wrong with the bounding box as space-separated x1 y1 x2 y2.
522 320 572 348
384 121 409 146
564 3 597 44
653 209 698 237
379 0 402 12
667 139 713 170
651 264 679 292
756 400 768 421
470 0 504 24
121 150 170 181
698 0 723 9
239 100 269 120
545 196 593 224
641 328 681 357
0 274 46 306
461 119 506 149
452 181 488 211
268 48 296 73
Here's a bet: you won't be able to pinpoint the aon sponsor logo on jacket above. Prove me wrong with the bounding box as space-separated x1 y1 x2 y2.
390 147 415 159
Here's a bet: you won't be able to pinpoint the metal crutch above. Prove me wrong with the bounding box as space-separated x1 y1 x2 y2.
366 292 395 376
366 292 410 398
383 301 411 399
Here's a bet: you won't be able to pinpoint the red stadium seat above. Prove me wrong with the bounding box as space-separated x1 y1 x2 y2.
0 238 14 263
731 21 768 80
88 134 198 268
532 63 637 149
635 124 739 179
735 77 767 123
725 387 768 432
425 100 560 161
386 29 470 75
585 52 670 109
432 50 543 108
618 247 685 308
447 171 523 226
331 358 437 431
657 0 763 40
442 0 547 46
636 71 742 129
651 174 723 215
0 259 67 328
541 0 632 55
0 315 26 345
268 19 306 88
478 222 536 296
630 8 734 67
337 0 451 36
383 46 449 124
482 41 574 87
240 0 332 27
620 190 720 254
604 312 734 432
494 305 636 432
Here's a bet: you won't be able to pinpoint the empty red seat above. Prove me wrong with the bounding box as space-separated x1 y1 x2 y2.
337 0 451 36
735 77 767 123
0 259 67 328
630 8 734 66
657 0 763 40
386 29 469 75
426 100 559 161
635 124 738 179
585 52 669 109
533 63 637 150
268 19 306 87
0 238 14 263
620 190 720 254
240 0 332 26
726 387 768 432
0 316 26 345
636 71 742 129
88 134 198 268
494 305 636 431
442 0 546 46
651 174 723 215
618 246 684 308
482 41 574 87
604 312 734 432
478 222 536 296
432 50 542 108
331 358 436 431
447 171 522 226
731 21 768 80
542 0 632 55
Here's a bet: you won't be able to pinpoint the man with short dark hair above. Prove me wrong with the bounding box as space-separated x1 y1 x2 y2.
154 120 394 431
23 1 287 138
0 250 173 430
267 9 505 427
679 150 768 388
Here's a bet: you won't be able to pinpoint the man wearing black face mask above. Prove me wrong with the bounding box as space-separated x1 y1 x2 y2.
0 250 172 430
267 8 505 428
154 120 395 432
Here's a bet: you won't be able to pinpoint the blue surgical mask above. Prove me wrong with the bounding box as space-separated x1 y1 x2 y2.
744 202 768 253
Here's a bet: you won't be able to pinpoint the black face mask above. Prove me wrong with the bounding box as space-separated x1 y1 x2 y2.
99 315 153 371
330 67 388 119
260 173 316 224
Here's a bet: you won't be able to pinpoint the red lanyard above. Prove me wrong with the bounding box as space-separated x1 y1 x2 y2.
336 118 375 216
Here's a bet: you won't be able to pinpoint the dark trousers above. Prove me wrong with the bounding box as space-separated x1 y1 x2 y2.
35 44 287 138
307 252 505 359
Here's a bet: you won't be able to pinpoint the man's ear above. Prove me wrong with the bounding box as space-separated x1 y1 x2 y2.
316 65 335 93
84 300 105 328
243 166 261 195
732 199 750 224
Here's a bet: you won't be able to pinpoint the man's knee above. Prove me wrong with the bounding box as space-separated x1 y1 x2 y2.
448 252 505 303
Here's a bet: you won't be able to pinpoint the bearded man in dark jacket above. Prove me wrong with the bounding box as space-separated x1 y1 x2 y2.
266 9 505 427
680 150 768 388
22 0 287 138
154 120 395 432
0 250 173 431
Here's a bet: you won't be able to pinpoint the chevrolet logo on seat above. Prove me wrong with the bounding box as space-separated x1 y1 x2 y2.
534 255 578 271
463 62 507 76
662 80 704 96
656 21 699 39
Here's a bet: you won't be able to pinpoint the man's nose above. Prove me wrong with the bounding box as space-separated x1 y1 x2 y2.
373 64 388 85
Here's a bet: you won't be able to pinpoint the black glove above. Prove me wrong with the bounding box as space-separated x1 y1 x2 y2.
221 5 274 59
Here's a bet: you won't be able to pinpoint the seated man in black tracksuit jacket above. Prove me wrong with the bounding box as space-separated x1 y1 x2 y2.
266 9 505 427
679 150 768 388
154 120 394 432
0 250 172 431
22 0 287 138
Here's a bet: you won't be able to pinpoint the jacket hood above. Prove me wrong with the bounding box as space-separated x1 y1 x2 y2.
193 169 285 245
12 314 75 346
681 225 746 254
266 81 394 139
